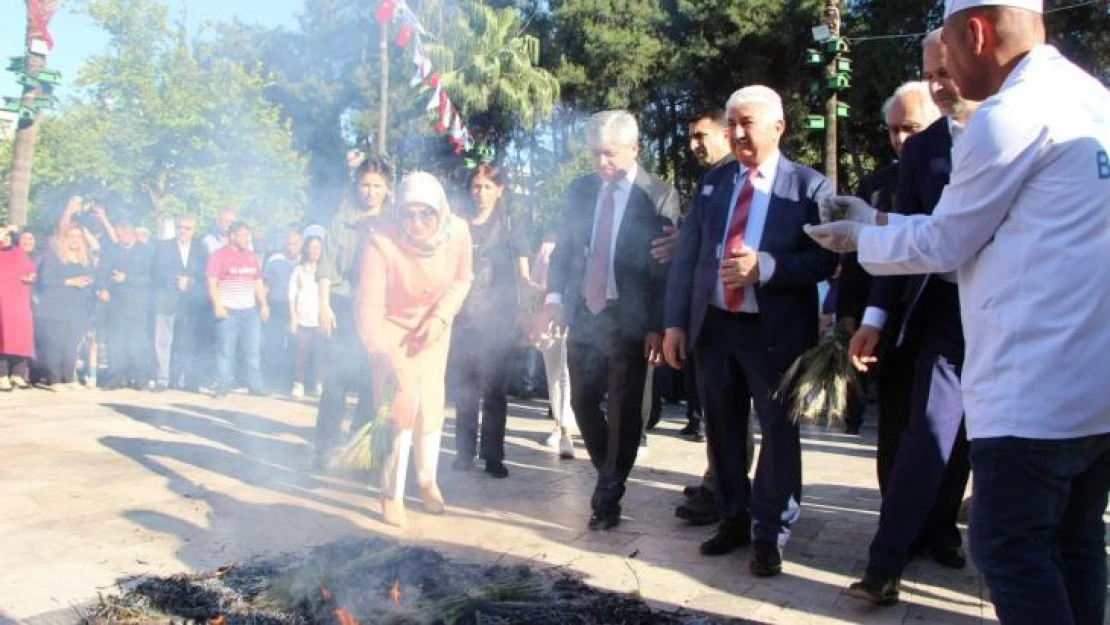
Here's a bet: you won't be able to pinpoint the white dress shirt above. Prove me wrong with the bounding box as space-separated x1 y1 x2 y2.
546 164 639 306
858 45 1110 441
711 152 779 313
177 240 191 268
589 163 638 301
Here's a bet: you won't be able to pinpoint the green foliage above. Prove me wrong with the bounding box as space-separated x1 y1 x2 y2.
28 0 307 230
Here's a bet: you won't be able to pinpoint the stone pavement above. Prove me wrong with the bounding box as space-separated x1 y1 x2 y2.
0 387 995 623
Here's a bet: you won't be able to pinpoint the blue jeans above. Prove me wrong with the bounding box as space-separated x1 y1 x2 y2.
969 434 1110 625
216 308 263 393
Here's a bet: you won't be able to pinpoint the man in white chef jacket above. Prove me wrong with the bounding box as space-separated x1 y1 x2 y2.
804 2 1110 624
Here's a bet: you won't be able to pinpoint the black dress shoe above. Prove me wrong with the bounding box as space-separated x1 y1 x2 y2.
484 460 509 479
588 508 621 531
699 526 751 556
682 484 701 498
675 488 720 526
931 546 967 569
749 541 783 577
678 421 700 436
846 567 900 605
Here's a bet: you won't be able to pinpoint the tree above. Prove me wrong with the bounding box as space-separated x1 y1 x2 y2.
424 1 560 157
28 0 307 230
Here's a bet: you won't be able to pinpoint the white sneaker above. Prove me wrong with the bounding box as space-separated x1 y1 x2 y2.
545 428 561 449
638 436 649 460
292 383 305 399
559 435 575 460
0 377 11 392
10 376 29 390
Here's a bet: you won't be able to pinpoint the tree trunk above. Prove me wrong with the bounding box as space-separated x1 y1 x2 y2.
8 0 61 227
377 18 389 157
822 0 840 194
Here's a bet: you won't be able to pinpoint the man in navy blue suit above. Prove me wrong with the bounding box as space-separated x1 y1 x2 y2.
842 28 980 605
663 85 836 576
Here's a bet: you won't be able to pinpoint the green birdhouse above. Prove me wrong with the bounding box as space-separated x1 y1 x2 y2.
825 37 850 55
828 74 851 91
804 49 824 66
836 58 852 74
837 102 851 118
805 115 826 131
6 56 25 72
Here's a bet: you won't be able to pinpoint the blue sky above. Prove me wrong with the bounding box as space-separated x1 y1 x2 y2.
1 0 304 99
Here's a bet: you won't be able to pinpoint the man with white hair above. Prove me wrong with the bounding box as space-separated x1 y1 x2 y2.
836 80 939 437
542 110 680 531
842 33 980 606
806 2 1110 622
663 86 836 576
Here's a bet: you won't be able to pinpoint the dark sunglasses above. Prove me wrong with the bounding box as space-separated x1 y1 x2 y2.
400 207 438 222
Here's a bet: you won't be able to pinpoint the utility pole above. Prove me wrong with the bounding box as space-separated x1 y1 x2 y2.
5 0 62 227
377 18 389 157
803 0 850 194
823 0 841 194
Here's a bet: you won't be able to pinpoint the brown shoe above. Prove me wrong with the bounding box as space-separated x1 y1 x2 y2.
381 497 407 526
420 485 445 514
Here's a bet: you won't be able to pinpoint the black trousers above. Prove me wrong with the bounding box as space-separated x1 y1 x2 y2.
452 323 514 464
35 314 84 385
0 355 29 379
683 355 703 422
107 303 150 385
263 301 295 391
697 308 802 545
314 295 374 454
876 345 914 494
567 307 649 514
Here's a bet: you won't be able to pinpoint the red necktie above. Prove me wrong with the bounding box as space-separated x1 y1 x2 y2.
584 183 617 315
723 169 757 312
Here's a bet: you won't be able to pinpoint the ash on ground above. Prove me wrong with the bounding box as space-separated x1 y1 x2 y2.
81 538 747 624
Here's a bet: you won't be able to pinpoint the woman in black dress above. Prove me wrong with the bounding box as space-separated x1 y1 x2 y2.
451 165 535 478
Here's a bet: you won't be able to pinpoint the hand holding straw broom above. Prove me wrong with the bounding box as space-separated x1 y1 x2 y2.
335 364 397 473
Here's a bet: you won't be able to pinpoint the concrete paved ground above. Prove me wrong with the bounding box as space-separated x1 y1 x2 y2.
1 386 997 623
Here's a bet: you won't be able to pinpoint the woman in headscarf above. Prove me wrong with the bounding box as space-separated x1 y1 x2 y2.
450 165 536 478
356 172 473 526
0 223 37 391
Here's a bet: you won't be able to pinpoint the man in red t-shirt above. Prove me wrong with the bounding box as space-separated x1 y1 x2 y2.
206 221 270 397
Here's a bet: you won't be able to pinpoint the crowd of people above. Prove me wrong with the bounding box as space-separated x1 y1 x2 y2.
1 3 1106 624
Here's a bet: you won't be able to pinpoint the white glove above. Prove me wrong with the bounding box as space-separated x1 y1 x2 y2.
803 222 864 253
819 195 880 225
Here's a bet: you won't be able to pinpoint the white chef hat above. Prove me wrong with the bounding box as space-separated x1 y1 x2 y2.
944 0 1042 19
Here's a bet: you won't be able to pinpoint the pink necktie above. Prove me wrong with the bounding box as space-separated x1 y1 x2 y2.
584 183 617 315
723 169 757 312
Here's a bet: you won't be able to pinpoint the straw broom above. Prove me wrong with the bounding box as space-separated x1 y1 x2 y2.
335 371 397 473
774 326 861 426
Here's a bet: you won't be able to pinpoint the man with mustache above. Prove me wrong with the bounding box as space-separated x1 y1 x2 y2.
664 86 836 575
841 29 978 605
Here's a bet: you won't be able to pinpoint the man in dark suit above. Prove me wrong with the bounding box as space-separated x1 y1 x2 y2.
843 29 979 605
663 85 837 577
152 215 208 391
97 221 155 390
542 109 680 531
838 81 938 439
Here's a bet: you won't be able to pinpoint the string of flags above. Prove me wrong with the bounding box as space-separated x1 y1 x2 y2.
375 0 475 155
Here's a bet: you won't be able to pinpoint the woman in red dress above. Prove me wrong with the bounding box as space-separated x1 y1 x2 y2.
0 223 37 391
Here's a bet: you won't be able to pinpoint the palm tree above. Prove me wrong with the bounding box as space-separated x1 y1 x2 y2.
8 0 61 227
425 1 559 157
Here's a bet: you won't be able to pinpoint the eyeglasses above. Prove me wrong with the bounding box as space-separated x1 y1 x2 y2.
400 207 438 222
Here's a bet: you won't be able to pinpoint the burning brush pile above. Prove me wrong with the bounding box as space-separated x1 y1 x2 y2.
81 538 739 624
